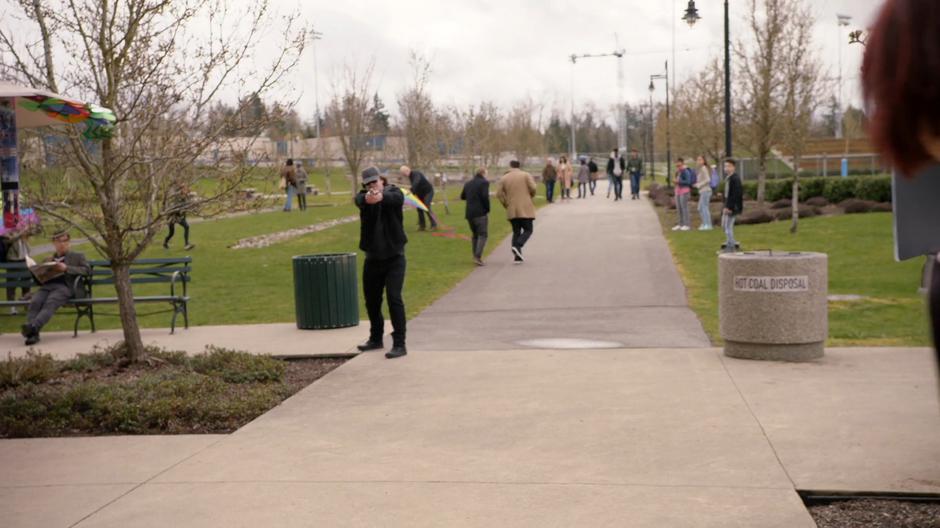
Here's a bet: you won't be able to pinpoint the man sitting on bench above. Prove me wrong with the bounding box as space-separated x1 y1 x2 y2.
22 231 89 345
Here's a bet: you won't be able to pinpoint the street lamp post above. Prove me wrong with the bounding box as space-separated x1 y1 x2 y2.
650 60 671 186
836 14 852 140
682 0 732 160
648 81 655 181
311 29 323 139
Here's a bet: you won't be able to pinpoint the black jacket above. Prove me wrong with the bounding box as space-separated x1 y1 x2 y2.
355 185 407 259
460 175 490 220
409 170 433 197
724 173 744 215
606 156 625 176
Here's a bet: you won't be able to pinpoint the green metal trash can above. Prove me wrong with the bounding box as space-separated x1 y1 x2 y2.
293 253 359 329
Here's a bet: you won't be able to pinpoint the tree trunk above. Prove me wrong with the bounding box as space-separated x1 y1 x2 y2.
790 175 799 234
757 156 768 204
112 263 146 362
790 155 801 234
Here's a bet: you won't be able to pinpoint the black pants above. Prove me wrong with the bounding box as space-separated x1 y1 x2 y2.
416 189 437 229
613 176 624 200
363 254 406 347
468 216 488 259
164 216 190 246
296 187 307 210
510 218 534 250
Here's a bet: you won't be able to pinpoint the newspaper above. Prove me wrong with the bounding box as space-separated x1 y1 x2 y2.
25 255 65 284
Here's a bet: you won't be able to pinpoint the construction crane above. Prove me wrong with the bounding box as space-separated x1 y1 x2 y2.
568 36 627 161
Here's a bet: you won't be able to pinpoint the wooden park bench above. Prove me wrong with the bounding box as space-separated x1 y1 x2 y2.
0 257 192 336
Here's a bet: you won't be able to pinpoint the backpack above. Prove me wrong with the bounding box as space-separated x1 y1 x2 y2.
710 167 720 189
678 167 695 187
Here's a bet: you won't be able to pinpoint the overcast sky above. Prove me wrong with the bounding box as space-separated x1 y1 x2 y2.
290 0 883 124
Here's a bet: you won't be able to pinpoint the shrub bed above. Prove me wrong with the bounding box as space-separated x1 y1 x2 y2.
741 175 891 204
0 345 346 438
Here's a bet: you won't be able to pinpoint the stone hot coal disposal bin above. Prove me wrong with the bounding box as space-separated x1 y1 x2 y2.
719 251 828 361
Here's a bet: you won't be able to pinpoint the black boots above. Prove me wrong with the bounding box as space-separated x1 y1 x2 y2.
385 346 407 359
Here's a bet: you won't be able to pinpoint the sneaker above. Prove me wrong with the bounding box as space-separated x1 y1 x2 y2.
385 346 407 359
474 258 485 266
9 307 18 315
25 333 39 346
184 244 195 250
671 225 682 231
511 246 524 262
356 340 384 352
162 243 169 249
20 323 32 338
680 226 691 231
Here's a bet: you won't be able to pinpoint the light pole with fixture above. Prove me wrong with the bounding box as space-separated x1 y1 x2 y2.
650 61 671 186
836 14 851 139
311 29 324 139
648 81 655 182
681 0 732 161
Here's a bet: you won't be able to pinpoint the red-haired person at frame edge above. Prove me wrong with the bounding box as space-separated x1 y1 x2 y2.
861 0 940 376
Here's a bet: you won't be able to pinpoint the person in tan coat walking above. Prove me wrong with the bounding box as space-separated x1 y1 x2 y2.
496 160 537 264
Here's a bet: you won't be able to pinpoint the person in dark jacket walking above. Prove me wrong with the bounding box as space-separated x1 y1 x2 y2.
606 149 626 201
587 157 599 195
541 158 557 203
460 168 491 266
720 159 743 253
400 165 437 231
354 167 408 359
626 149 644 200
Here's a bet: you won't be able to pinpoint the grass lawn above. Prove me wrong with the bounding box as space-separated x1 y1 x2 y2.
656 208 930 347
4 185 533 334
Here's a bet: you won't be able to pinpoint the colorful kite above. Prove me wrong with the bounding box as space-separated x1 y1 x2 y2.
401 188 431 213
18 95 116 139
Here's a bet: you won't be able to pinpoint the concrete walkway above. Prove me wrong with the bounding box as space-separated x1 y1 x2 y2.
3 194 939 527
409 197 710 350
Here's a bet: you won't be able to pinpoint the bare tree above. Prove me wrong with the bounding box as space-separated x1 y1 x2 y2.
735 0 800 203
505 98 545 166
776 4 827 233
672 58 725 165
0 0 306 362
465 102 503 168
397 51 438 170
326 61 377 193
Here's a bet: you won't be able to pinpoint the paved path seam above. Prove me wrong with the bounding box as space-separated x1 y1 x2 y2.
69 436 229 528
144 479 796 491
419 304 694 315
716 353 799 490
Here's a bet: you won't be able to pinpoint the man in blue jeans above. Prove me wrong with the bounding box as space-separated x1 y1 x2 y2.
720 159 743 253
626 149 643 200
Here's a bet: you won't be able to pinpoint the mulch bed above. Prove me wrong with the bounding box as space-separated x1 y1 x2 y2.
809 499 940 528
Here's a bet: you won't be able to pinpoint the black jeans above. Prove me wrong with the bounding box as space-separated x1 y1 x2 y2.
363 254 406 347
416 189 437 229
164 216 190 246
510 218 534 250
468 216 488 259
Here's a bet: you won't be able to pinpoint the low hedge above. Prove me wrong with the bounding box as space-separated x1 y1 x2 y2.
742 175 891 204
